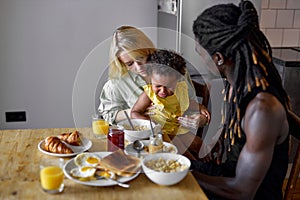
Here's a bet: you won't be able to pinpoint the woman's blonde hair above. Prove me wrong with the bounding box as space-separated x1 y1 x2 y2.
109 26 156 79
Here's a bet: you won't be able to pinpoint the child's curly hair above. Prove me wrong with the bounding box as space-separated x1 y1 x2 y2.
146 49 186 77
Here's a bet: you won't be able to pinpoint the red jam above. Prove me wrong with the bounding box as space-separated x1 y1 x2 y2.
107 128 124 152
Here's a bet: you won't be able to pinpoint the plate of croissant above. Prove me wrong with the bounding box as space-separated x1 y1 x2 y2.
38 131 92 157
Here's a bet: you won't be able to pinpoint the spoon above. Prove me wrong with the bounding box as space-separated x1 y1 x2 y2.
133 140 144 158
149 117 155 137
124 110 135 130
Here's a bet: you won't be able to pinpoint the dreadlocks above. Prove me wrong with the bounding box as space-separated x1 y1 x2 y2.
193 0 290 150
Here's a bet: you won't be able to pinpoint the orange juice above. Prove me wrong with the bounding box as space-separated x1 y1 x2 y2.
92 120 109 136
40 166 64 190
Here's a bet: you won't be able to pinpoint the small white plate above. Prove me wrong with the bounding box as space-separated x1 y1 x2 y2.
38 137 92 157
63 152 140 186
125 140 178 157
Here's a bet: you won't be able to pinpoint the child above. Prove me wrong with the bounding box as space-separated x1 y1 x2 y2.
131 49 210 135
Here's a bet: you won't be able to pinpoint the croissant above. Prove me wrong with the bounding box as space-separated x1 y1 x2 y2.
44 136 74 154
57 131 81 146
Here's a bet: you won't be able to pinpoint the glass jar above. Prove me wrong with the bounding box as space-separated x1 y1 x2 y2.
107 128 124 152
149 134 163 154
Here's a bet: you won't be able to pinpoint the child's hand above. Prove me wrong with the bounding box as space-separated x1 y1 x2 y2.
178 113 209 129
145 105 156 116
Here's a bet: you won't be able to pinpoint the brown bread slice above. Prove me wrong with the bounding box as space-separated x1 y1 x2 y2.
98 149 141 177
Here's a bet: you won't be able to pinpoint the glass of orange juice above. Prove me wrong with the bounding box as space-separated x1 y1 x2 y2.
92 114 109 139
40 158 64 194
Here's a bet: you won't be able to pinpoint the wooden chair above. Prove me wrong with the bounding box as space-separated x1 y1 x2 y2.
191 80 210 137
283 110 300 200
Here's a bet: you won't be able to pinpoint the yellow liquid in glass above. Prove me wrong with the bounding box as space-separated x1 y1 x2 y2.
40 166 64 190
92 120 109 135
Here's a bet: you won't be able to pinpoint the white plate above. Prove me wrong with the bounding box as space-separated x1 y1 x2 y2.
38 137 92 157
63 152 140 186
124 140 178 157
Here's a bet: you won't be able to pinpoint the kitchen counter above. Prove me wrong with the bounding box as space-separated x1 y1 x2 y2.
272 47 300 67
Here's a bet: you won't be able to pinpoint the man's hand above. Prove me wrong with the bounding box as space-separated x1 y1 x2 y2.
200 139 223 165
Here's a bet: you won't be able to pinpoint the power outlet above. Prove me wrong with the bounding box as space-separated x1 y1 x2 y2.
5 111 26 122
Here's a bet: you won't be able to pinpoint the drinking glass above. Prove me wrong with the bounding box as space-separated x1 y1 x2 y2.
92 114 109 139
40 158 64 194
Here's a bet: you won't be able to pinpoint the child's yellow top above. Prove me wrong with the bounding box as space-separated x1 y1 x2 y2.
143 81 189 135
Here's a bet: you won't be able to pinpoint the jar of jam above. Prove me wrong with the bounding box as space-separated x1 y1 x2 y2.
107 128 124 152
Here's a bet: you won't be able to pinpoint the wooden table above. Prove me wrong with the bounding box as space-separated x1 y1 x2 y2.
0 128 208 200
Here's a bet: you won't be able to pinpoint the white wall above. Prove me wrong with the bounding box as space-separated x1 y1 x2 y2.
0 0 157 129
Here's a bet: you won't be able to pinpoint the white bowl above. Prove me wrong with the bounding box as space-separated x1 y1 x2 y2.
142 153 190 186
124 133 144 143
117 119 155 142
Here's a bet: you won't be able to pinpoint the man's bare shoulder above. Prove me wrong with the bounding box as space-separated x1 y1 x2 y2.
244 92 288 143
247 92 284 114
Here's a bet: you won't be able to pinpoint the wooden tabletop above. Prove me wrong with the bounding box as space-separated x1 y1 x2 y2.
0 128 208 200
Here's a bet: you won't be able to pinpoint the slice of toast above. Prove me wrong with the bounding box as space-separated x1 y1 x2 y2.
98 149 141 177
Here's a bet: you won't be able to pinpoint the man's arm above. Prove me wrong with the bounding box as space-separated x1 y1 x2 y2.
193 92 289 199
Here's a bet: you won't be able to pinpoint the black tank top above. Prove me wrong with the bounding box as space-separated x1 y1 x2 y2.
224 85 289 199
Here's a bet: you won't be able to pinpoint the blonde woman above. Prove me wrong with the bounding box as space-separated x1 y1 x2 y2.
98 26 156 124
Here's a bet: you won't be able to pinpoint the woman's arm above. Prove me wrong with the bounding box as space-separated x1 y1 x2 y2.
131 92 152 120
98 76 144 124
98 81 125 124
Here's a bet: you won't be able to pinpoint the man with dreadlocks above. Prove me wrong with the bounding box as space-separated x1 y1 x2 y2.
191 0 291 199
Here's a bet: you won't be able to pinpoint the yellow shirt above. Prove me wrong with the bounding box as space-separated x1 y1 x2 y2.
143 81 189 135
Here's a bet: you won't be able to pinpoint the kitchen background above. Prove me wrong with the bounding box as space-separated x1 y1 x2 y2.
0 0 299 130
260 0 300 47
